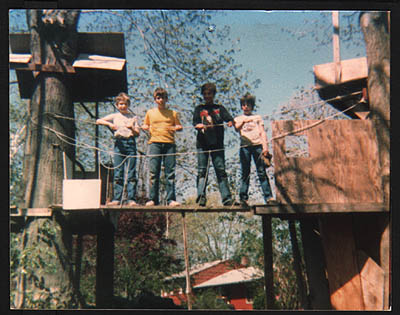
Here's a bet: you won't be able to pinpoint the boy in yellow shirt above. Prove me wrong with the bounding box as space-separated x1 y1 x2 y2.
142 88 182 206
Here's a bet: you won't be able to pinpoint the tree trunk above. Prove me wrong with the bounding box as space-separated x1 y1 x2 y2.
359 11 390 309
14 9 81 309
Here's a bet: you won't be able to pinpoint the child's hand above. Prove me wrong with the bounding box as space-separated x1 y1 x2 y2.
195 123 205 130
109 123 117 131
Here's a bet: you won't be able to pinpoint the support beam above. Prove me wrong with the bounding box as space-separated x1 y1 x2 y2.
262 216 275 309
300 218 331 309
96 220 115 308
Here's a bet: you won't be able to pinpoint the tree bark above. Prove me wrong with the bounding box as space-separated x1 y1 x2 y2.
359 11 390 309
15 9 81 309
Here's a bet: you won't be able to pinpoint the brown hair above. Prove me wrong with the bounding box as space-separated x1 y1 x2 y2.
115 92 131 107
201 83 217 96
153 87 168 100
240 93 256 109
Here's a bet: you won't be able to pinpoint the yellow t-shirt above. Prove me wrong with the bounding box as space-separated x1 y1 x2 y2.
144 107 181 143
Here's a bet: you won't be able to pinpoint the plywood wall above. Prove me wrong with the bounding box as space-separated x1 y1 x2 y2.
272 120 383 204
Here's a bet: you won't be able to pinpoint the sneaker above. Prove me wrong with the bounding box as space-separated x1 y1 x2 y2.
266 198 278 205
107 200 120 206
240 199 249 208
127 200 138 206
223 200 240 206
145 200 155 206
196 196 207 207
168 200 181 207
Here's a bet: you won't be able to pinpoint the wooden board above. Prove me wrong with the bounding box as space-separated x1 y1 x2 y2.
357 250 384 310
314 57 368 88
319 215 365 310
272 120 383 205
254 203 387 215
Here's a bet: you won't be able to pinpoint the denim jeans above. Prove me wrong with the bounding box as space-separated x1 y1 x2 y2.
148 142 177 205
239 145 272 202
197 148 232 204
113 137 137 203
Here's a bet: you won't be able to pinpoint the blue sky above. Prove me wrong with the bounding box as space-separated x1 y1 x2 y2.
9 10 366 117
210 10 366 116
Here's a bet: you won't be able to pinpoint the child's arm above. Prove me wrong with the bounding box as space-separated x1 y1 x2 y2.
220 106 234 127
258 118 269 154
96 115 117 131
193 106 205 131
234 116 253 131
141 111 150 131
129 117 140 136
173 112 183 132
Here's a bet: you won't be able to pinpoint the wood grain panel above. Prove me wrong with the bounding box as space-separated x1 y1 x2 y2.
272 120 383 205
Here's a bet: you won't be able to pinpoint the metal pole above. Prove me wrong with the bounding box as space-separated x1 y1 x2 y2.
95 102 99 177
182 212 192 309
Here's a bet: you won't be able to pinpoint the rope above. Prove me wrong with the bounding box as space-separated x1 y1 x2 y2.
45 90 362 133
39 98 360 162
26 97 362 205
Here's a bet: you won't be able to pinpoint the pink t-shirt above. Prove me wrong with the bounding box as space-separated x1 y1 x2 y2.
234 114 265 146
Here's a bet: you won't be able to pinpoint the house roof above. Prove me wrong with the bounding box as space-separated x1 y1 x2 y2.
193 266 264 289
166 260 224 280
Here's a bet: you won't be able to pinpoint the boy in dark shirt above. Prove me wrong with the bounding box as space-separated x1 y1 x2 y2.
193 83 237 206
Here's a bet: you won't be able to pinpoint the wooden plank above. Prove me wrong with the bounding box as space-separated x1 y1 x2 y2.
10 208 53 217
272 120 383 205
9 53 31 63
319 216 365 310
16 63 76 73
254 203 387 215
313 57 368 88
357 250 384 310
72 54 126 71
262 216 276 309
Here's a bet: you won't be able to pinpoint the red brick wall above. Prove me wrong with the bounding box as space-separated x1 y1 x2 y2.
226 283 253 310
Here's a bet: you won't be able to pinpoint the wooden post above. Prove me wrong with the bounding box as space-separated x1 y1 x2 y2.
95 102 99 177
96 220 115 308
332 11 341 83
74 233 84 307
182 212 192 309
289 220 309 309
300 218 331 309
262 215 275 309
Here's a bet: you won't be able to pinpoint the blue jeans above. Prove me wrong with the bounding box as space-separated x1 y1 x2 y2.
148 142 177 205
239 145 272 202
197 148 232 204
113 137 137 202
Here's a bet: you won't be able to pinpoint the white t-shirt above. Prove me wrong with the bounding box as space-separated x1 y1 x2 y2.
234 114 265 146
102 112 138 138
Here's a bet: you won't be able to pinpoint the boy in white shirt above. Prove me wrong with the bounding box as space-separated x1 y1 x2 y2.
96 92 140 206
234 93 273 206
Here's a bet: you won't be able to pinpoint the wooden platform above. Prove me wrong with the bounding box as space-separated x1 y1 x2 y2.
10 202 388 217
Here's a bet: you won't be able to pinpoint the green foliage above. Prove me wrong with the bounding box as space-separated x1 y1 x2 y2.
10 219 78 309
191 289 233 310
281 11 364 54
